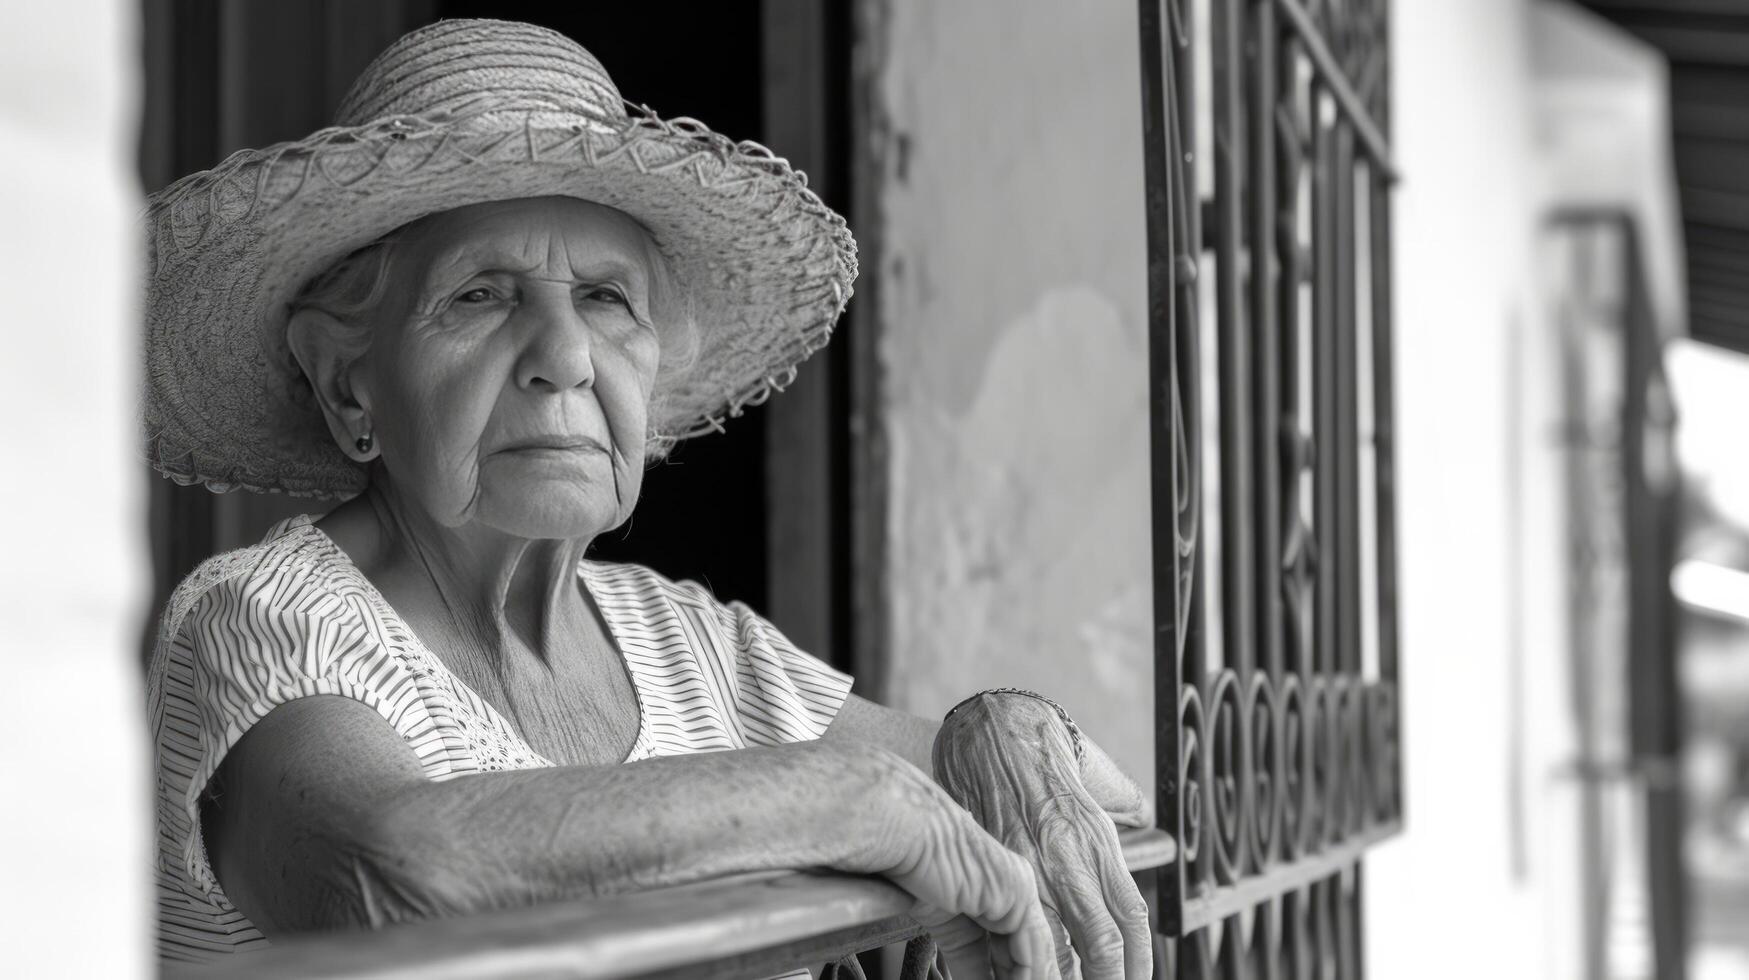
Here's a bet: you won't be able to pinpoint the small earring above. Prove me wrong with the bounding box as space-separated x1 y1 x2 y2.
355 433 373 455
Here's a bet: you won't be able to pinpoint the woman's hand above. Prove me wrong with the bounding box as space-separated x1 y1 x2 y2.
850 743 1062 980
932 694 1153 980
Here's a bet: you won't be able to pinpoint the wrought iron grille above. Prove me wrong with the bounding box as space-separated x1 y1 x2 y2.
1138 0 1403 970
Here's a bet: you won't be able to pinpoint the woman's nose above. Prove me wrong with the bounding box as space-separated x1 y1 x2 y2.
515 291 595 391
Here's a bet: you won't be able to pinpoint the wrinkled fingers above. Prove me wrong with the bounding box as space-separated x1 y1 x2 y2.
872 770 1060 978
908 851 1058 980
1097 829 1153 980
944 844 1058 979
1036 807 1152 980
1049 862 1126 980
1039 892 1079 980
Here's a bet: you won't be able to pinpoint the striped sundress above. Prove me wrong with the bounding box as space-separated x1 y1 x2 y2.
148 514 854 964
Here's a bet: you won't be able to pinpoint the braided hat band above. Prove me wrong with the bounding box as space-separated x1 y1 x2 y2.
144 19 857 497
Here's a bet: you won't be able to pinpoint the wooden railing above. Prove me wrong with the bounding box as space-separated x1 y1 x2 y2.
166 828 1175 980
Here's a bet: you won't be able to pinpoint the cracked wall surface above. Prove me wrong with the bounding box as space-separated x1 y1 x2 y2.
869 0 1155 791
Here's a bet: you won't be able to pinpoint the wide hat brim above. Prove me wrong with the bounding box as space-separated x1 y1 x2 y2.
144 93 856 497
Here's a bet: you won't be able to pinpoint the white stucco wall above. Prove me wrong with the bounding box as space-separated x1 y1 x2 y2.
870 0 1156 788
1370 4 1689 978
0 1 150 974
1365 0 1548 975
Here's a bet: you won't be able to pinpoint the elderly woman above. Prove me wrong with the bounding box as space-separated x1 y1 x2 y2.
145 19 1150 980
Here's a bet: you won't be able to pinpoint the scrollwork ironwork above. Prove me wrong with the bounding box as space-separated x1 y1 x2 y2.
1247 671 1281 872
1142 0 1401 947
1278 673 1308 862
1207 670 1248 884
1179 685 1206 866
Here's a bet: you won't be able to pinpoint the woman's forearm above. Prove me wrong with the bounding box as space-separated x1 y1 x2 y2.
321 740 904 927
823 691 939 771
217 693 1058 974
213 696 915 933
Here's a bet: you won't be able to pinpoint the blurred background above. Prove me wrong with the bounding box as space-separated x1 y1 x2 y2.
2 0 1746 977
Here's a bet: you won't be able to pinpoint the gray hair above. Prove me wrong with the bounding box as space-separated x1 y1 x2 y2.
288 219 700 461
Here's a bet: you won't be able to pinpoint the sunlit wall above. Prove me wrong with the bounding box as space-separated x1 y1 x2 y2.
0 0 151 974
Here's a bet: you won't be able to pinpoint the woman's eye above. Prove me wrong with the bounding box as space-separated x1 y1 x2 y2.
582 286 627 306
455 287 494 304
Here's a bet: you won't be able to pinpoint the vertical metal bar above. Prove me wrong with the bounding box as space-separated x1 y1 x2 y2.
1339 866 1363 980
1329 120 1361 840
1254 895 1281 980
1354 0 1388 872
1246 0 1285 879
1186 928 1218 979
1181 1 1201 276
1366 0 1402 828
1250 0 1283 691
1334 126 1360 684
1224 910 1253 980
1351 864 1366 980
1283 888 1309 980
1311 85 1338 685
1174 0 1213 911
1309 81 1340 854
1366 166 1397 684
1323 886 1338 980
1138 0 1192 936
1212 0 1257 886
1277 32 1308 683
1215 0 1256 686
1279 30 1318 865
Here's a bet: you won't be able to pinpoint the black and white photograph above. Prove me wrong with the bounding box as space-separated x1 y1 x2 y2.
2 1 1748 977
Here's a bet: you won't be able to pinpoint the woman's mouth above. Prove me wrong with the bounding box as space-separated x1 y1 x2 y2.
496 435 609 455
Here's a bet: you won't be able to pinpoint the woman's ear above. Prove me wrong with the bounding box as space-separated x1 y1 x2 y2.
286 309 377 462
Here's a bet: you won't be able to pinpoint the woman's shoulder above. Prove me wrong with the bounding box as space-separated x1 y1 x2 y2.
579 559 776 640
579 556 720 608
578 557 853 748
154 514 366 655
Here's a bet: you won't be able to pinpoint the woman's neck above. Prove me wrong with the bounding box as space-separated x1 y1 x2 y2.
322 479 595 658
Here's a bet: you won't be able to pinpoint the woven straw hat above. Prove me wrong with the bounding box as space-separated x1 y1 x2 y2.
144 18 857 497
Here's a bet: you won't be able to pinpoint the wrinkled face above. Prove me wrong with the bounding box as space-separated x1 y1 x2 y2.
355 197 663 540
